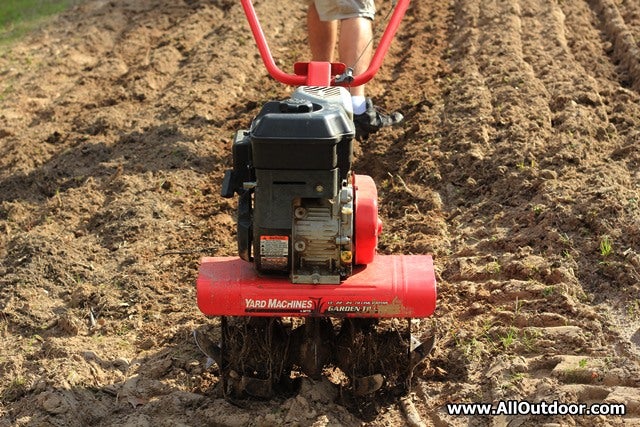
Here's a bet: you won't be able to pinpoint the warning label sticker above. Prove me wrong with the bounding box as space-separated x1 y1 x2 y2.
260 236 288 269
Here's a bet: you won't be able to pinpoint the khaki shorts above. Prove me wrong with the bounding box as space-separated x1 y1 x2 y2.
310 0 376 21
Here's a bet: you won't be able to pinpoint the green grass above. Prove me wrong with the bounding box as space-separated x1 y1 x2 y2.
1 0 76 46
599 235 613 257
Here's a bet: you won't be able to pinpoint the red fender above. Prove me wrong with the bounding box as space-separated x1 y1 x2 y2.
354 174 383 265
197 255 436 318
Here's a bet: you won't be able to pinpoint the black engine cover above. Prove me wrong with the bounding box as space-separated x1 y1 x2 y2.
221 89 355 276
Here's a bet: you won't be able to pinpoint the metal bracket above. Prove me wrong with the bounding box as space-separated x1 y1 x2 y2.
335 67 355 85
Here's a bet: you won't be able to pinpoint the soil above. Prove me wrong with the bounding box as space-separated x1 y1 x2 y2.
1 0 639 426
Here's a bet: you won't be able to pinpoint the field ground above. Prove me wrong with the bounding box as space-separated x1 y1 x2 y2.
1 0 639 425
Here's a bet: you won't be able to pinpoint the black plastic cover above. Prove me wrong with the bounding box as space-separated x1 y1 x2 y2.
250 101 354 170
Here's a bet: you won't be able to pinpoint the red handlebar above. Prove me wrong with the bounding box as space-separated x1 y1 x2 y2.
240 0 410 87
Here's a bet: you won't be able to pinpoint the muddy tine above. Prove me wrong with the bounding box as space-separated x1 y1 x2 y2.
193 329 223 368
409 334 436 370
352 374 384 396
240 376 273 399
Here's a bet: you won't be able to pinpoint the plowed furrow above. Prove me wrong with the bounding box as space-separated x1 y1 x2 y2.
589 0 640 92
426 0 640 425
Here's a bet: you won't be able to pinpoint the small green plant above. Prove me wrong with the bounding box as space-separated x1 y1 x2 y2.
480 318 494 335
0 83 15 102
520 329 541 351
533 204 544 216
516 159 537 170
510 372 526 383
460 337 482 361
485 261 501 275
599 236 613 257
500 327 517 349
500 372 527 392
626 299 640 320
576 289 591 303
559 233 572 246
2 375 28 402
514 297 523 316
578 358 588 368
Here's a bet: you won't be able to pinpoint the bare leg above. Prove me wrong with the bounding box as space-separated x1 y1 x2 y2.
342 18 402 138
306 8 401 138
307 3 337 62
338 17 373 97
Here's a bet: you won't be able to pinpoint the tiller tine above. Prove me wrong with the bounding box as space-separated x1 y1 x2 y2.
409 333 436 370
193 329 223 368
352 374 385 396
240 376 273 399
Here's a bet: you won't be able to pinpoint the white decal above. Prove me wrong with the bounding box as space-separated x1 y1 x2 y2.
245 298 313 311
245 298 267 309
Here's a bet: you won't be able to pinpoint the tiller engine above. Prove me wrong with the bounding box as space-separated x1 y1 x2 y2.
196 0 436 398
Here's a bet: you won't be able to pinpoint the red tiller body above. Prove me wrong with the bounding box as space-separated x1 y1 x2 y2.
197 254 436 318
196 0 437 320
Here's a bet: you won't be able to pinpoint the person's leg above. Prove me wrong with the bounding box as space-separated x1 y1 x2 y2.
338 16 373 104
309 0 402 139
307 2 337 62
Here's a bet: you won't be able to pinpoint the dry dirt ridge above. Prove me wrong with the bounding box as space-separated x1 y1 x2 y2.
1 0 639 426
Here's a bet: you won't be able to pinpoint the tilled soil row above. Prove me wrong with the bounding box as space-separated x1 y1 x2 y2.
589 0 640 91
416 0 640 425
0 0 639 426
